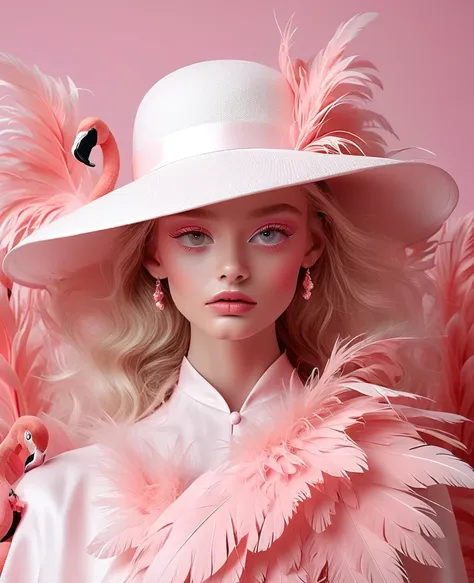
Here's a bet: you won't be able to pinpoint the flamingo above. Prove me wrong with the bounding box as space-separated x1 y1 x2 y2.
0 55 121 298
0 415 49 572
0 54 120 572
72 116 120 200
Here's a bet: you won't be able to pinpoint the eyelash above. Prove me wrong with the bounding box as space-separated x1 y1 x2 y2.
250 223 292 239
168 226 210 253
170 223 293 244
170 226 208 238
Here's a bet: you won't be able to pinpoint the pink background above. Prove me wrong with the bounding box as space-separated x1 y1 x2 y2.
1 0 473 215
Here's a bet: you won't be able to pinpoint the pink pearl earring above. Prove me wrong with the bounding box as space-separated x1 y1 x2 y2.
153 278 165 311
302 268 313 300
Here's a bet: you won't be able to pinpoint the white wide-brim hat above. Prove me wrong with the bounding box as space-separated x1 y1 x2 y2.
2 17 459 289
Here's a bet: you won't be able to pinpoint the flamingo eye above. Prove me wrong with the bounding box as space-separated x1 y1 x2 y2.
25 431 32 441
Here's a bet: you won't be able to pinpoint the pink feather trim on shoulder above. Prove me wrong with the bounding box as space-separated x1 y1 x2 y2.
96 336 473 583
87 425 188 560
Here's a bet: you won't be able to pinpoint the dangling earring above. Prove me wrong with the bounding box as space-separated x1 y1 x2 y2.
153 278 165 311
302 268 313 300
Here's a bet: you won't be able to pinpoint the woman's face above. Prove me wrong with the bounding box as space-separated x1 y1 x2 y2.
144 186 323 341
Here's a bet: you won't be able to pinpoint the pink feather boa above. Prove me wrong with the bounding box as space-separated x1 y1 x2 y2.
87 338 474 583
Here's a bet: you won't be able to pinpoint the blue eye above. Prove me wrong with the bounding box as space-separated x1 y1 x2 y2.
250 228 289 245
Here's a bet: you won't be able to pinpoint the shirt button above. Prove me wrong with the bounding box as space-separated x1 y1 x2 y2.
229 412 242 425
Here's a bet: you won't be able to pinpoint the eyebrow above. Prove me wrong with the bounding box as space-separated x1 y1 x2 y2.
249 203 303 218
176 203 303 219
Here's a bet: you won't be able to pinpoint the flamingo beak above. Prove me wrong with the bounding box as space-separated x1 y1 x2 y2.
24 447 46 473
72 128 98 167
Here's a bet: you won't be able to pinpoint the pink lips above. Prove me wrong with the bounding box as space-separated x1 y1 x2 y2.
206 291 257 315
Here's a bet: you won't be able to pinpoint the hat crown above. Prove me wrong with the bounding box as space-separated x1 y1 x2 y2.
132 60 294 162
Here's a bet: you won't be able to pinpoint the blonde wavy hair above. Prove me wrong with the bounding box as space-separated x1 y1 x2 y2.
42 182 433 427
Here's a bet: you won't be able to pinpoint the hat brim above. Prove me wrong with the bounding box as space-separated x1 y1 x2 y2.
2 148 458 288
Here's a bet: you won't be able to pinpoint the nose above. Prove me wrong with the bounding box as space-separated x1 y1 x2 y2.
216 238 250 284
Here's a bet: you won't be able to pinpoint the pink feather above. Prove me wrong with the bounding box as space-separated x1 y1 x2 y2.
0 53 103 457
119 336 474 583
238 512 311 583
306 513 408 583
0 279 76 482
0 52 97 267
430 214 474 319
87 427 187 560
279 12 397 157
0 286 20 423
427 212 474 579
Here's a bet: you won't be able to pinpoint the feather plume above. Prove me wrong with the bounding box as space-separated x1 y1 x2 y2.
87 427 186 560
0 279 76 482
0 285 19 425
0 283 42 439
115 336 474 583
279 13 397 157
426 212 474 579
430 214 474 320
0 52 97 266
0 53 106 452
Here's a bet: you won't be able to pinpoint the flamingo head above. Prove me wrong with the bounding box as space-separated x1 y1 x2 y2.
14 416 49 473
72 116 111 168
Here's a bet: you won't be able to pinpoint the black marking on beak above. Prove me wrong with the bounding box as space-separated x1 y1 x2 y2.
73 128 98 167
24 452 34 469
24 449 45 473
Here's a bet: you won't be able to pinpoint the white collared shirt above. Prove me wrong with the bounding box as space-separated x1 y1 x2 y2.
135 353 304 478
1 353 305 582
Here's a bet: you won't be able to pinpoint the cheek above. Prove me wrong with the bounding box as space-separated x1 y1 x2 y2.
273 259 300 290
258 250 302 296
158 240 208 297
252 252 302 325
167 263 192 295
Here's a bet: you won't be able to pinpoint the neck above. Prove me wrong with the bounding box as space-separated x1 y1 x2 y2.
90 135 120 201
0 434 18 466
186 324 282 412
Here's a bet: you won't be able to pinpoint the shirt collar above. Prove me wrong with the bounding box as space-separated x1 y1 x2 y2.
176 352 303 413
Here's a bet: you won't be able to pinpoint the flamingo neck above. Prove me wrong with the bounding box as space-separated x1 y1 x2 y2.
0 434 19 466
90 133 120 201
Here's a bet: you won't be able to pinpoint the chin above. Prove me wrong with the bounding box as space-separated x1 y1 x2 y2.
207 319 263 341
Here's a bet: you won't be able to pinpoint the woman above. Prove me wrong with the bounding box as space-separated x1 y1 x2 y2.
0 12 471 583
